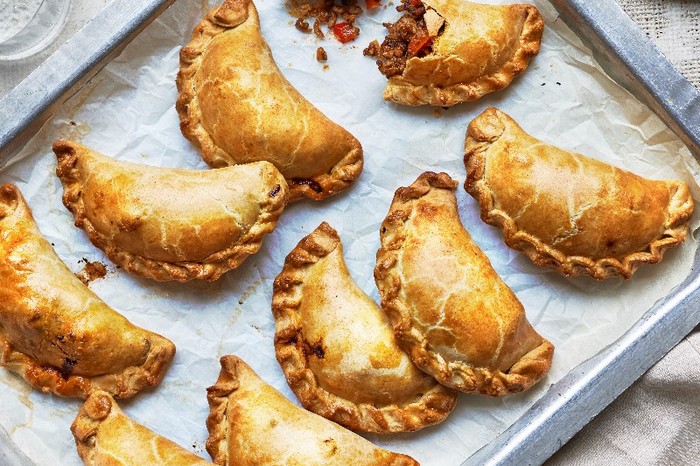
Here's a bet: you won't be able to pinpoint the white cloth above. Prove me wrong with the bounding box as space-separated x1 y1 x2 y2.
548 1 700 464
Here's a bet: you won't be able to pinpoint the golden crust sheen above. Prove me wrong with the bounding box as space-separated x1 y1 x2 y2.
176 0 363 202
0 184 175 399
384 0 543 106
72 390 214 465
54 139 288 282
464 107 695 279
205 355 419 465
272 222 457 434
374 172 554 396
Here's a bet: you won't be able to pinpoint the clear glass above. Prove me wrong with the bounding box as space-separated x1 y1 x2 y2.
0 0 72 61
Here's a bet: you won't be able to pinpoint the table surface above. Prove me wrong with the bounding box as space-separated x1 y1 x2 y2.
1 1 699 465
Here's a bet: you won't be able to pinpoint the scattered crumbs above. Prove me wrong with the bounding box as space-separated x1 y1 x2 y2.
191 439 205 455
316 46 327 63
433 109 442 118
76 260 108 285
51 242 55 246
556 81 561 86
541 82 546 86
69 120 77 126
323 64 330 71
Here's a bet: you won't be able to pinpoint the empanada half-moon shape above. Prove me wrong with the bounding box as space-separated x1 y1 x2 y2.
72 390 215 465
54 139 288 282
272 222 457 433
374 172 554 396
176 0 363 202
0 184 175 398
206 355 419 465
380 0 543 106
464 107 695 279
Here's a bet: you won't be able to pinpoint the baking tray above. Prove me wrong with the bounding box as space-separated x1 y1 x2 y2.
1 1 699 465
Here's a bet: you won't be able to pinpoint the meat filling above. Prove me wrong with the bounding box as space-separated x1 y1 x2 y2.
364 0 444 78
289 0 364 41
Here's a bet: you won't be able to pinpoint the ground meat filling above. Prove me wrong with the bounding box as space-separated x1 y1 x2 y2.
290 0 363 40
364 0 441 78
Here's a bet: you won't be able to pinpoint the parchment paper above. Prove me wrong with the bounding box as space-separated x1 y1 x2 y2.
1 0 699 465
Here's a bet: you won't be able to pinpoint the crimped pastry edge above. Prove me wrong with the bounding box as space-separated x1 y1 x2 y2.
53 139 289 282
271 222 457 434
374 172 554 396
463 108 695 280
175 0 363 202
383 3 544 107
0 183 176 399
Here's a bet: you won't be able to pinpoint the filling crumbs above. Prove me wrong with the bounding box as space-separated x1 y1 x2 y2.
289 0 364 42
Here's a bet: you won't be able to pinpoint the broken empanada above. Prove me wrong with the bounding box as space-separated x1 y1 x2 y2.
374 172 554 396
366 0 543 106
206 355 419 465
0 183 175 398
272 222 457 433
464 107 695 279
176 0 363 202
54 139 288 282
72 390 214 465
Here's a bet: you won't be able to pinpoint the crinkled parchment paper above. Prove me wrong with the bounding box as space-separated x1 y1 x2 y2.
1 0 699 464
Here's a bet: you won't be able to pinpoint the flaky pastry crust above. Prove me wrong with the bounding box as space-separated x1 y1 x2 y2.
72 390 214 465
272 222 457 434
54 139 288 282
0 184 175 398
176 0 363 202
464 107 695 279
384 0 543 106
374 172 554 396
206 355 419 465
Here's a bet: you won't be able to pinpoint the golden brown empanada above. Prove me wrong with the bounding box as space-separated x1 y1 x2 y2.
374 172 554 396
464 107 695 279
176 0 363 202
0 183 175 398
368 0 543 107
272 222 457 433
206 355 419 465
72 390 214 465
54 139 288 282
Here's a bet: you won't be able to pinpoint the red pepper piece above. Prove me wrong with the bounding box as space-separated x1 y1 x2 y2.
333 22 359 44
407 32 432 57
366 0 382 9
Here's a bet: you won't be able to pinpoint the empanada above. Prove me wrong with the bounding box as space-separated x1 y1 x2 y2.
374 172 554 396
272 222 457 433
72 390 214 465
54 139 288 282
366 0 543 106
0 183 175 398
206 355 419 465
464 107 695 279
176 0 363 202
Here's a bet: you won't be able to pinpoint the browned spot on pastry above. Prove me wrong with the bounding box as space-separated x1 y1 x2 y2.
61 358 78 379
290 178 324 193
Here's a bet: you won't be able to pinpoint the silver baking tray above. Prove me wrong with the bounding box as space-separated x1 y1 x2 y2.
1 1 699 465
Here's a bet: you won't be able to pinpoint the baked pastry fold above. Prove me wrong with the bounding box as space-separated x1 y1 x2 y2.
206 355 419 465
0 183 175 398
176 0 363 202
379 0 543 106
464 107 695 279
374 172 554 396
272 222 457 433
54 139 288 282
72 390 214 465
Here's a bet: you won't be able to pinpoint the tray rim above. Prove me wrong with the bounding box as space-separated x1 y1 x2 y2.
1 0 699 465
